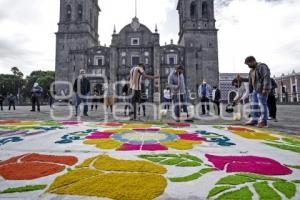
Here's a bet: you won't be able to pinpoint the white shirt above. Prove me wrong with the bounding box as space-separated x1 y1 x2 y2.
163 89 171 99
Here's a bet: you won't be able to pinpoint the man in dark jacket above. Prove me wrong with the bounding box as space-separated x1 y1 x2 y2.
30 83 43 112
212 86 221 115
268 78 278 122
73 69 90 116
0 94 4 111
8 93 16 111
245 56 271 128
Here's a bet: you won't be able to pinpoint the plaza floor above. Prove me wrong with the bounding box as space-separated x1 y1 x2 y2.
0 105 299 199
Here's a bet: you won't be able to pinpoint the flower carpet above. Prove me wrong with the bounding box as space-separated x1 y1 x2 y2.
0 120 300 199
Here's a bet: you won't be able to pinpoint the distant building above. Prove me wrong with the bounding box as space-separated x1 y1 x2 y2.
274 71 300 103
55 0 219 100
219 73 248 103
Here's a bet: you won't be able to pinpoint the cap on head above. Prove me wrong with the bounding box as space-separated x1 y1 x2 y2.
79 69 86 75
34 83 39 87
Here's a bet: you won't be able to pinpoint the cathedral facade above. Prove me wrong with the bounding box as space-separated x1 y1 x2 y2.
55 0 219 100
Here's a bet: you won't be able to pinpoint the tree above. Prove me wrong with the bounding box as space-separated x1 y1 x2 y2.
24 71 55 97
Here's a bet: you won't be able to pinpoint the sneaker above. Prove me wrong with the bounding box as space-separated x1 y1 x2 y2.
245 120 258 126
30 110 35 112
257 122 268 128
274 118 278 122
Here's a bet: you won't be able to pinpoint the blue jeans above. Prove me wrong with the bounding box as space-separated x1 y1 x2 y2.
173 94 188 119
75 94 88 115
251 90 269 124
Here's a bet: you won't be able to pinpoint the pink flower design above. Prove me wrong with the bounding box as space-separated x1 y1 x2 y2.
205 154 292 176
62 121 81 125
118 143 168 151
85 132 113 139
179 134 207 141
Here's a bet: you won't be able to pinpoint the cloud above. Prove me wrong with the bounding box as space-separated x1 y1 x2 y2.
215 0 300 76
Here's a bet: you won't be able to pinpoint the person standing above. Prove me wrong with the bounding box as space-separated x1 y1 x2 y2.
122 83 131 116
168 65 188 122
129 63 159 120
198 80 211 115
91 90 100 111
163 87 172 110
0 94 4 111
48 90 56 110
268 78 278 122
212 86 221 115
30 83 43 112
8 93 16 111
73 69 90 117
138 76 147 117
232 75 250 107
245 56 271 128
104 77 115 113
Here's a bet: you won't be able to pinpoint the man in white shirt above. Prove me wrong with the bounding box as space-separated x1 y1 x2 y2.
129 63 159 120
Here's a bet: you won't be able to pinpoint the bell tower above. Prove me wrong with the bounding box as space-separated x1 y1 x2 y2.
177 0 219 91
55 0 100 91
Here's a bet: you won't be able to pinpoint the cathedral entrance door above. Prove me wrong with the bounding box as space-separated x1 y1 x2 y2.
132 56 140 67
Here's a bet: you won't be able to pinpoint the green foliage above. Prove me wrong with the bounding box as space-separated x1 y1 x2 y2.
138 154 202 167
169 168 214 182
0 185 47 194
264 136 300 154
207 173 298 200
139 154 215 182
217 186 253 200
207 186 233 198
24 71 55 96
273 181 296 199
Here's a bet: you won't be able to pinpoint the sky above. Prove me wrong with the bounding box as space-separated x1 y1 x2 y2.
0 0 299 77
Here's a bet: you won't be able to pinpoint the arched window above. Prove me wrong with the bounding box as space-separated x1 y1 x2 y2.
202 2 209 19
190 1 197 19
66 5 71 20
78 4 83 20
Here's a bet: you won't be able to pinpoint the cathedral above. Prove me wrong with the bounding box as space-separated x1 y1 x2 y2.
55 0 219 101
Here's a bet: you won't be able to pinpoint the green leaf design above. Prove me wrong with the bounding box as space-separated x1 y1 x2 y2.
139 154 214 182
1 185 47 194
287 165 300 169
217 186 253 200
253 181 281 200
263 136 300 154
207 173 298 200
273 181 296 199
207 186 233 198
169 168 214 182
138 154 202 167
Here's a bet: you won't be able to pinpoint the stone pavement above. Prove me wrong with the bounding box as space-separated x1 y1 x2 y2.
0 104 299 136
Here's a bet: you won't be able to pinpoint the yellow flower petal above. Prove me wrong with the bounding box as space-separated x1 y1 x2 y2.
230 130 278 140
83 139 122 149
93 155 167 174
122 124 153 128
162 139 202 150
160 128 188 135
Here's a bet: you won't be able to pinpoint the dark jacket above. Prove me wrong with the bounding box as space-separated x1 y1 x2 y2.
32 86 43 97
213 89 221 102
269 78 278 96
73 77 91 95
249 63 271 94
8 95 16 103
0 95 4 103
